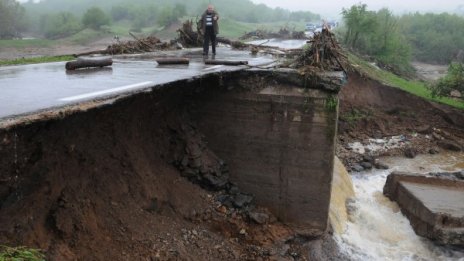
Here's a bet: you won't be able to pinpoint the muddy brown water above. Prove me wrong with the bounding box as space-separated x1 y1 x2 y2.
336 152 464 260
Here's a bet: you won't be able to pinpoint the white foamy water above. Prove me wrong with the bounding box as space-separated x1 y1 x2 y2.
335 153 464 261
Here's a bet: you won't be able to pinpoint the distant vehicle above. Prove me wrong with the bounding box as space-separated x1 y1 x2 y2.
305 23 317 32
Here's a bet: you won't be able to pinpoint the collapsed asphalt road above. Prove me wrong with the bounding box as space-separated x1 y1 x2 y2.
0 46 295 120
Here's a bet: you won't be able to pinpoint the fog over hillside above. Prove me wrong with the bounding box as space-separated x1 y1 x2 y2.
250 0 464 18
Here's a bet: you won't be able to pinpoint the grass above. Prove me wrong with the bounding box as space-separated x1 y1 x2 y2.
0 55 74 66
348 53 464 110
0 39 52 48
63 28 109 45
0 245 45 261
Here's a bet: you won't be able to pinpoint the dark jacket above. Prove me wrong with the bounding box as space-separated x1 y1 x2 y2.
200 10 219 35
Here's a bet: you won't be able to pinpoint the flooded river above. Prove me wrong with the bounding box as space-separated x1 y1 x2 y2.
336 152 464 260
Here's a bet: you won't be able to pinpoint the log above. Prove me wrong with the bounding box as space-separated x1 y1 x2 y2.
65 57 113 70
204 60 248 66
155 58 190 65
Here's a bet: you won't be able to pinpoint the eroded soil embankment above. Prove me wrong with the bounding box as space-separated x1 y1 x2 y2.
0 73 343 260
338 72 464 168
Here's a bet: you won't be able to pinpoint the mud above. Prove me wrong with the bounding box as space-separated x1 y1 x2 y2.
337 72 464 170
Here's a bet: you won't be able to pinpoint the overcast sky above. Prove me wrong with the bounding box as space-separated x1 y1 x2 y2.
250 0 464 18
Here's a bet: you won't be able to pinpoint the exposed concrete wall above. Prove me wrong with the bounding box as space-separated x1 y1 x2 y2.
191 71 340 236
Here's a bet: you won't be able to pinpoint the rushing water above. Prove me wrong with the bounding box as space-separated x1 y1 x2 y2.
335 152 464 261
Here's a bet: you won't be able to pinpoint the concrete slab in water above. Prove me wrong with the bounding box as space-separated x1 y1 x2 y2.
384 171 464 246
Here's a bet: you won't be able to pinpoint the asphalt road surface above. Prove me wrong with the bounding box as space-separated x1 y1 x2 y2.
0 42 306 120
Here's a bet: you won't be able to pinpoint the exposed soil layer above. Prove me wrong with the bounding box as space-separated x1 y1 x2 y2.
0 74 346 260
338 72 464 169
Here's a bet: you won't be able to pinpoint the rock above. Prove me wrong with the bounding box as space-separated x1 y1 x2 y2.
203 173 228 190
248 211 270 224
232 193 253 208
351 164 364 172
180 155 189 167
454 171 464 180
360 162 373 170
181 169 197 178
416 125 432 134
362 155 374 163
450 90 462 98
432 132 444 141
374 161 389 170
437 140 462 152
404 147 417 158
429 148 439 154
227 184 240 195
189 157 203 168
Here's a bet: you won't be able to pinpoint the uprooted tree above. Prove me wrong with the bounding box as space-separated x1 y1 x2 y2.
295 28 348 73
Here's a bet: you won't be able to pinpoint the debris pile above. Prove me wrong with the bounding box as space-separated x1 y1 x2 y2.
295 29 348 72
105 35 173 54
176 20 249 49
75 35 178 56
176 20 202 47
239 27 306 40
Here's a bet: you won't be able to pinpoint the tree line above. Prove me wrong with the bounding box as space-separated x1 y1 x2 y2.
340 4 464 73
340 3 464 96
0 0 319 39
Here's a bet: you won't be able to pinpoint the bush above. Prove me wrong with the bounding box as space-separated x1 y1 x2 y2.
41 12 81 39
0 0 27 39
82 7 110 30
430 62 464 98
0 245 45 261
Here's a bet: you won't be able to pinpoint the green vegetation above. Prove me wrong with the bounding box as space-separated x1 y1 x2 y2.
339 3 464 76
340 108 373 124
0 245 45 261
82 7 111 30
63 28 108 45
430 62 464 98
399 13 464 63
41 12 81 39
17 0 318 41
0 39 52 48
340 4 413 76
0 0 26 39
0 55 74 66
325 95 338 112
348 53 464 109
158 4 187 27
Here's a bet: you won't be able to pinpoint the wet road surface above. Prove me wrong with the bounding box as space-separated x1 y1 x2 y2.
0 47 279 120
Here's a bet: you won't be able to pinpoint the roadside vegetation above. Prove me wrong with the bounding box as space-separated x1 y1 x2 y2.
348 53 464 109
0 245 45 261
0 55 74 66
338 3 464 102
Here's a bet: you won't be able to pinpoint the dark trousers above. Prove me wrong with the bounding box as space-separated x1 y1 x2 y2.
203 27 216 55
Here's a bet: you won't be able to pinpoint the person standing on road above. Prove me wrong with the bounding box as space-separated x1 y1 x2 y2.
200 4 219 56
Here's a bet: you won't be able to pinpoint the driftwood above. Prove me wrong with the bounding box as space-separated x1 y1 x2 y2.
239 27 307 40
155 58 190 65
177 20 202 47
295 29 348 72
176 20 250 50
65 57 113 70
74 35 176 57
204 60 248 66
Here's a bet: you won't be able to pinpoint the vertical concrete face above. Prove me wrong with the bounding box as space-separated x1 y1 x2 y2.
192 73 339 236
